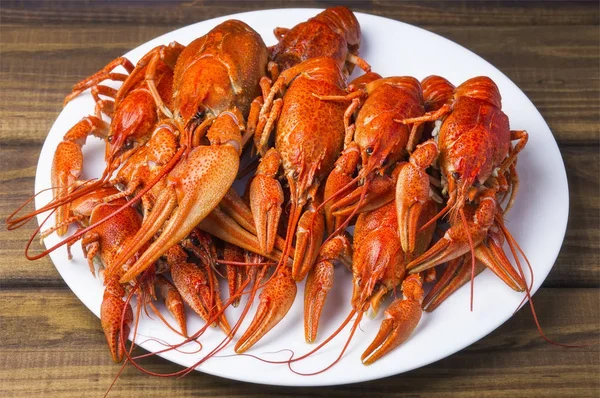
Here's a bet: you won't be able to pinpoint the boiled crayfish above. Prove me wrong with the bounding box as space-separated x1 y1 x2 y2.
6 6 543 378
403 76 528 305
236 6 371 353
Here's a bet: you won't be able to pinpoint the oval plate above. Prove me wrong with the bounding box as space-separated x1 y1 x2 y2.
35 9 568 387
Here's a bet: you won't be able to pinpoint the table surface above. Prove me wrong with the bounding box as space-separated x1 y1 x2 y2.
1 1 598 397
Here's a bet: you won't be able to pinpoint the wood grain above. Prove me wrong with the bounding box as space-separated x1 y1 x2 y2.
0 1 598 397
0 288 598 397
1 0 598 27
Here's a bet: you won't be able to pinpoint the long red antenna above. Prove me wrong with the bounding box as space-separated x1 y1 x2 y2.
459 207 477 312
24 145 185 260
228 309 361 372
288 311 363 376
120 275 259 376
176 266 269 378
323 177 369 244
6 178 103 229
418 202 450 233
495 216 586 348
314 174 361 214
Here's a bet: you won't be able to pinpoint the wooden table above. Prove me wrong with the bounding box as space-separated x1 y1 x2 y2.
1 1 598 396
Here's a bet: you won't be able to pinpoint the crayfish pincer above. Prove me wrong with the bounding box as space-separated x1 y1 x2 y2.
112 20 268 283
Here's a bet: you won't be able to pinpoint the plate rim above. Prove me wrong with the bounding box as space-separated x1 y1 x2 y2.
33 7 570 387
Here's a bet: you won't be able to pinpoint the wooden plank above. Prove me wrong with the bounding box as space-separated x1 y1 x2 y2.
3 143 595 288
1 0 598 27
0 2 598 397
0 288 597 397
551 145 600 287
1 24 597 145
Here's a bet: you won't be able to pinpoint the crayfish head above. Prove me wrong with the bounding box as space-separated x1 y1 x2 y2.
70 186 122 222
174 81 210 136
351 227 405 315
173 58 241 136
107 90 160 167
357 136 394 185
442 131 491 222
355 103 416 180
171 63 215 133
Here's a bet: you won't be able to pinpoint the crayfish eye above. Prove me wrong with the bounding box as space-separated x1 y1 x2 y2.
107 135 113 144
194 108 206 121
365 147 374 155
123 137 134 150
452 171 460 180
189 234 200 246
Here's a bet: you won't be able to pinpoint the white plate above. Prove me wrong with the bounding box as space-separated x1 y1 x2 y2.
34 9 569 386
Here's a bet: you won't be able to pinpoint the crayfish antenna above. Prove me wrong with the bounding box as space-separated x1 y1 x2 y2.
287 310 363 375
459 207 477 312
315 174 361 215
6 186 58 230
23 146 186 262
232 308 362 373
423 256 467 312
118 266 264 378
418 202 450 233
495 216 586 348
6 178 104 230
323 178 370 245
178 263 269 378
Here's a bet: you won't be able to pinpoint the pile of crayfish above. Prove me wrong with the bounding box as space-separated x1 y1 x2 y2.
8 6 534 372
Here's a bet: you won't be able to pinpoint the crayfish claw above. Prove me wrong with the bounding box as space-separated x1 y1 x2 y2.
396 140 439 254
304 233 352 342
235 267 297 353
118 138 241 284
250 148 284 254
323 143 360 234
361 274 423 365
406 236 457 274
304 259 334 343
291 202 325 281
155 275 188 337
474 227 526 292
168 246 230 334
422 256 485 312
100 278 133 363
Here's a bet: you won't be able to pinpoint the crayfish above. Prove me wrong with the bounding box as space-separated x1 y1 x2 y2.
6 6 554 380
